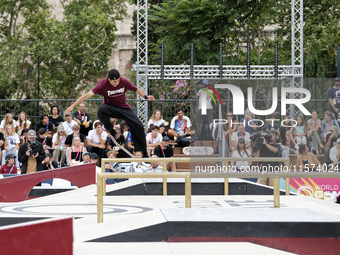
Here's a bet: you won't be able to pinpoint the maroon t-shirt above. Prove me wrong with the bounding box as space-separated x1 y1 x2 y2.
92 77 138 109
0 164 17 174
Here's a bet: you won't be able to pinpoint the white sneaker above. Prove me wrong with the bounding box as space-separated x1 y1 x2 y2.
294 144 299 150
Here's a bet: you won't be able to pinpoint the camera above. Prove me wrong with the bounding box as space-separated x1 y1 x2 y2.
250 132 273 152
28 140 39 156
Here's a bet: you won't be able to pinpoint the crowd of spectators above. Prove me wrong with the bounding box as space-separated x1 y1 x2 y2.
0 104 189 178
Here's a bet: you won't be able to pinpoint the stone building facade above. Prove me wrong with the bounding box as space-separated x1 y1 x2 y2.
47 0 136 78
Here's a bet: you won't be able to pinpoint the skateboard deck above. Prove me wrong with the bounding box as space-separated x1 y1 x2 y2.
183 146 214 156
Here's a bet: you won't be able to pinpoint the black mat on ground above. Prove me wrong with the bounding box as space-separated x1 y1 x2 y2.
106 182 286 196
88 221 340 242
0 217 47 227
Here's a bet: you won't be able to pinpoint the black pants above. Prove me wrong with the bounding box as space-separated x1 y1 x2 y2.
80 125 91 137
98 105 147 155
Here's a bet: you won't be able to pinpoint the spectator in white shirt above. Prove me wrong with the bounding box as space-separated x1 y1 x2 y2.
87 121 108 158
52 125 68 164
16 112 31 136
147 110 168 131
62 113 77 135
168 109 192 140
146 125 163 157
0 113 17 133
2 124 20 166
231 125 251 153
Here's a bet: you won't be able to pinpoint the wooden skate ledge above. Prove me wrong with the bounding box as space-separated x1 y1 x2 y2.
97 157 340 223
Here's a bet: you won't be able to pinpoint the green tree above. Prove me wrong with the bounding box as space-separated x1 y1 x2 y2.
0 0 129 99
0 0 49 99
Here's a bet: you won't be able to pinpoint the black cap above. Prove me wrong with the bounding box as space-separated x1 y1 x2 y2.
5 154 16 160
108 69 120 80
163 136 170 141
91 153 99 159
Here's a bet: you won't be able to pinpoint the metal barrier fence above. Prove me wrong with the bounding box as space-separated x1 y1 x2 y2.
0 98 193 129
0 98 330 132
97 157 297 223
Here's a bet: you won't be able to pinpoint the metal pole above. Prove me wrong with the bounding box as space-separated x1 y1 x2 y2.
163 158 167 196
337 47 340 77
97 175 103 223
190 43 194 80
314 59 317 110
185 175 191 208
219 43 223 79
274 178 280 208
37 56 40 118
274 43 278 79
161 43 164 80
247 43 250 79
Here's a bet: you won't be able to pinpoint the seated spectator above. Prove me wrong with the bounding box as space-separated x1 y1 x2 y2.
2 124 20 167
168 109 192 140
321 111 340 144
105 150 118 172
107 124 127 158
65 124 85 147
52 125 68 165
292 115 307 149
19 128 29 145
105 150 119 184
73 103 93 136
134 151 143 158
324 126 339 166
121 120 129 139
92 119 106 130
131 151 145 172
81 151 91 164
36 114 54 138
18 130 45 174
148 155 163 172
279 116 297 151
0 113 17 133
0 130 4 163
153 136 176 172
0 154 18 174
87 121 108 158
16 112 31 136
147 110 168 130
307 110 323 154
224 111 238 152
67 135 86 166
62 113 77 135
240 108 257 135
127 131 134 154
159 124 168 138
42 153 58 170
328 138 340 170
230 138 252 171
49 105 64 134
296 144 320 172
146 125 162 157
262 114 279 132
90 153 100 168
36 128 53 154
231 125 251 152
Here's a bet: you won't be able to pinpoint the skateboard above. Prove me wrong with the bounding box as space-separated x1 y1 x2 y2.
183 146 214 156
